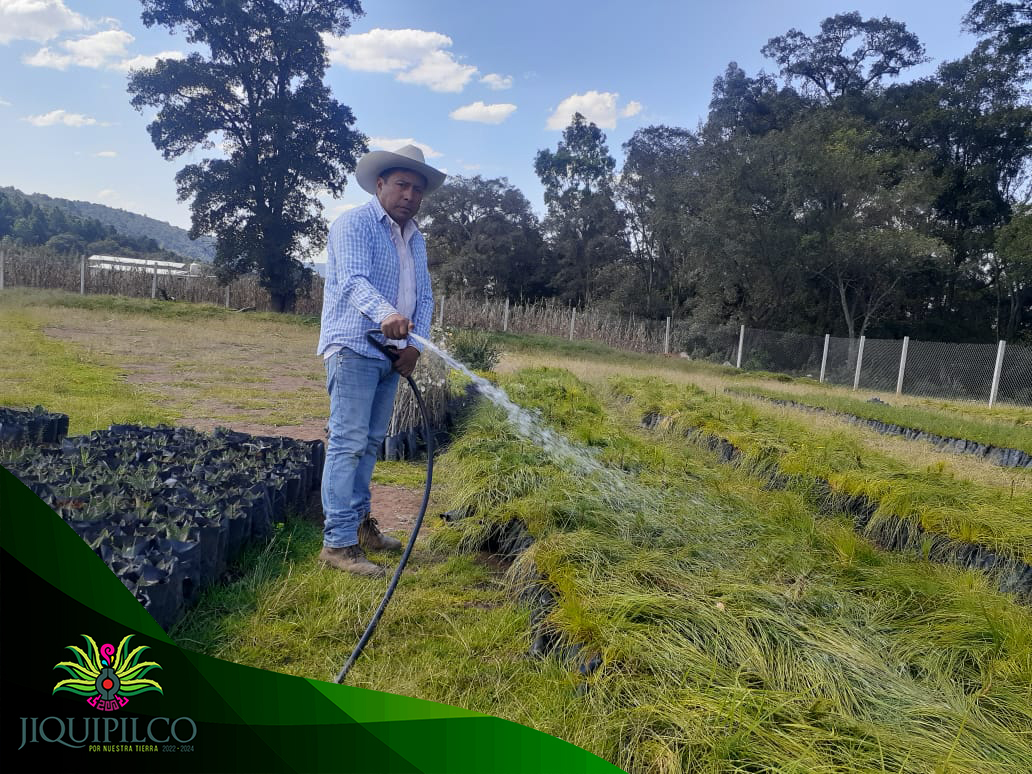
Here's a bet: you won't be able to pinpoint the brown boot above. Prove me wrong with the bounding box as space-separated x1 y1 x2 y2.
319 544 386 578
358 515 403 552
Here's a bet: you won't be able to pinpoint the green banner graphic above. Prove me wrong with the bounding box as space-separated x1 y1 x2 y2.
1 466 624 774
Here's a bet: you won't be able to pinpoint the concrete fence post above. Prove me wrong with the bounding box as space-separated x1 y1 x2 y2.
664 316 671 355
569 307 576 341
438 295 445 328
819 333 830 383
896 336 910 395
80 254 86 295
0 249 5 291
989 340 1007 407
736 325 746 368
151 266 158 299
853 335 866 390
225 285 230 309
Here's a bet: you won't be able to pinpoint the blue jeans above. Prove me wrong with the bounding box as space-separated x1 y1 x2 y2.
321 348 399 548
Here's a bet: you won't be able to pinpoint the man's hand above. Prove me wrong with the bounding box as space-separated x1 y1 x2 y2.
393 346 420 378
381 313 414 340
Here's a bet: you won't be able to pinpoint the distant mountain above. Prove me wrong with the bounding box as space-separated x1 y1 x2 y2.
3 186 215 262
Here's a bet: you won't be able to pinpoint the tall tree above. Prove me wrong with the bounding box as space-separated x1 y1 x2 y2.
964 0 1032 78
619 125 699 316
762 12 926 103
705 62 804 140
128 0 366 312
419 176 546 299
534 113 628 305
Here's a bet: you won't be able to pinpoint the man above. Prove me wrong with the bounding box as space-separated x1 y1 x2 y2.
316 144 446 577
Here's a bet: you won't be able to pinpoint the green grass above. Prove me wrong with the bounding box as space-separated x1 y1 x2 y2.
429 367 1032 773
734 384 1032 455
372 459 433 489
611 376 1032 567
171 512 608 760
0 299 178 434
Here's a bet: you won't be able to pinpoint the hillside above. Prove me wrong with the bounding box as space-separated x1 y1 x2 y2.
2 186 215 262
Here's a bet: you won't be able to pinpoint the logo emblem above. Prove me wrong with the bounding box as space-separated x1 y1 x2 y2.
53 635 163 711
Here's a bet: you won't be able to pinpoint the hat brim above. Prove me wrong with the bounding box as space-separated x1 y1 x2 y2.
356 150 447 195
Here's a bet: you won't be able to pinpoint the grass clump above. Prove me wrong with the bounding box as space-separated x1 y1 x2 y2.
450 329 502 371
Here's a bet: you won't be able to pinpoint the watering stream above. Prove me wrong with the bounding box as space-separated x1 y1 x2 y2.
411 334 631 501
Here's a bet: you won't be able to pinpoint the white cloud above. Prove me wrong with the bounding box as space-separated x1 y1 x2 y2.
0 97 10 107
23 28 183 71
325 28 477 92
97 189 117 200
621 100 643 118
367 136 442 159
0 0 87 44
545 90 642 130
24 108 102 127
94 150 117 157
24 28 131 69
325 28 449 72
480 73 513 90
396 49 476 92
449 101 516 125
117 50 185 72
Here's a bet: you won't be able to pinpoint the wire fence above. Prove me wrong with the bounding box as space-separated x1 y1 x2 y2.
3 247 1030 406
736 328 1028 406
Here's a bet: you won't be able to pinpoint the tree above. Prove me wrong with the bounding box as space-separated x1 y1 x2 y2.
619 125 699 316
994 205 1032 337
128 0 366 312
762 12 926 103
705 62 804 140
45 233 87 255
786 113 942 340
534 113 629 305
420 176 546 299
964 0 1032 78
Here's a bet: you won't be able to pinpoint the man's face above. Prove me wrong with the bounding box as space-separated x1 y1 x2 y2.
376 169 427 226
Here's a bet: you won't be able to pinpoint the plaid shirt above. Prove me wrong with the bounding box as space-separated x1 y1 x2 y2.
317 196 434 360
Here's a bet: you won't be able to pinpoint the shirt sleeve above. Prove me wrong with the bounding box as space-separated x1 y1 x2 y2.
331 214 398 324
410 233 435 352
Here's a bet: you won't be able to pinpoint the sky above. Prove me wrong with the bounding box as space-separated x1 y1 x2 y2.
0 0 982 265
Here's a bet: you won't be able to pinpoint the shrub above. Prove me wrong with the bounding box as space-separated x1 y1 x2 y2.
451 330 500 371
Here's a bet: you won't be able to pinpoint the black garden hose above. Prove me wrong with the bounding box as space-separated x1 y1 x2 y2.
334 330 436 684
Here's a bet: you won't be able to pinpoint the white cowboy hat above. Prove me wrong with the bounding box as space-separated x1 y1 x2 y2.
356 144 446 195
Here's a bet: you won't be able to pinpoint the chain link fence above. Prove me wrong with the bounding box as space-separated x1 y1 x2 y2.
734 326 1029 406
4 248 1030 405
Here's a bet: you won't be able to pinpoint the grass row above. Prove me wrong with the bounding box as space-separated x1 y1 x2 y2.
609 377 1032 569
731 384 1032 456
431 367 1032 773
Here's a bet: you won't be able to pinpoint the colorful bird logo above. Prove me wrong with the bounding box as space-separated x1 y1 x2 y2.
53 635 163 711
